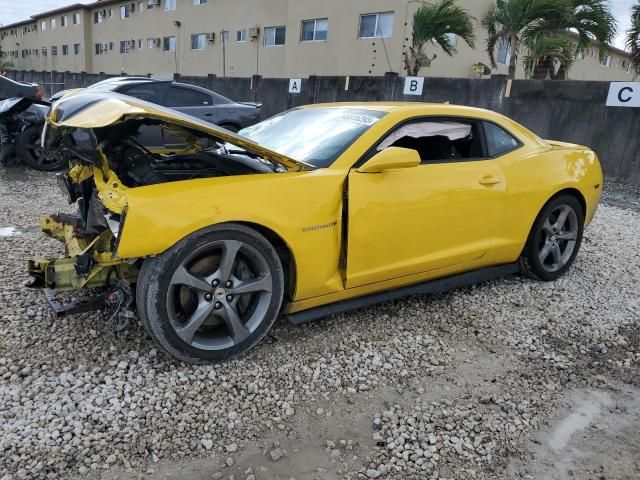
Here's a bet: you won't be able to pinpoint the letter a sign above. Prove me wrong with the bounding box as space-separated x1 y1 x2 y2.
289 78 302 94
606 82 640 107
403 76 424 96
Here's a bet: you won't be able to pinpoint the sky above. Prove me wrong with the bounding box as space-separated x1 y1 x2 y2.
0 0 637 50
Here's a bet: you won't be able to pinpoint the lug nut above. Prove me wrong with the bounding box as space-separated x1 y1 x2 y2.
226 295 233 301
225 280 232 288
212 279 219 287
214 301 222 309
204 293 212 301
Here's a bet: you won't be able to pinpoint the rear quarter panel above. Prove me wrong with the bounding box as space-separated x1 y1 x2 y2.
493 145 602 259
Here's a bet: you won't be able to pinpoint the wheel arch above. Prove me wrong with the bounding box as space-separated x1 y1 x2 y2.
548 187 587 219
233 221 298 303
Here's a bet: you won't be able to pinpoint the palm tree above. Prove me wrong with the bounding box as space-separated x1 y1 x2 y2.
483 0 566 78
542 0 617 79
522 35 575 79
404 0 476 76
627 1 640 78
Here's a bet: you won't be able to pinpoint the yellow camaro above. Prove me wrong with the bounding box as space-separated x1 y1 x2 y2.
29 92 602 363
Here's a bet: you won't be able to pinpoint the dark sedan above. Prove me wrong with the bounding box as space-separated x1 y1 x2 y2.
51 77 261 132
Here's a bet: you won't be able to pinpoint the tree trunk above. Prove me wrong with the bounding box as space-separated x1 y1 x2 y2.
533 57 553 79
552 64 567 80
508 35 518 79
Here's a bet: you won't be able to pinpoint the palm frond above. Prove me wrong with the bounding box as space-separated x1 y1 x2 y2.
626 2 640 76
522 34 575 78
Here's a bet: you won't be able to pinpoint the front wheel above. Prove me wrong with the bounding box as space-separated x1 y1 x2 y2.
137 224 284 363
520 194 584 281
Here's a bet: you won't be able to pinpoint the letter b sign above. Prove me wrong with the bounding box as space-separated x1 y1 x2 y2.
403 77 424 96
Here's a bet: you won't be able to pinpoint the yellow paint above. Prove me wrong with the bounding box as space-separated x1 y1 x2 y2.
51 98 602 312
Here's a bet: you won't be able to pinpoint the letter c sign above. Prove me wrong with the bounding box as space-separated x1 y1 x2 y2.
606 83 640 107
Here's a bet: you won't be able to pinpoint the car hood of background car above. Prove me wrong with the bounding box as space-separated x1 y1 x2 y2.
0 96 51 116
47 91 311 171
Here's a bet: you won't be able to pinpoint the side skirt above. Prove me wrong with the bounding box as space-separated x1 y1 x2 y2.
286 263 521 325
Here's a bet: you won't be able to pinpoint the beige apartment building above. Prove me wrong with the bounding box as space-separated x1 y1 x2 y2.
0 0 636 81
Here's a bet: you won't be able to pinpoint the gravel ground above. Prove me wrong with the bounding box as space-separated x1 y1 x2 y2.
0 169 639 480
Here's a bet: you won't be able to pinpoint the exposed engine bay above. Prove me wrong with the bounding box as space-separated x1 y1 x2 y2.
27 114 288 325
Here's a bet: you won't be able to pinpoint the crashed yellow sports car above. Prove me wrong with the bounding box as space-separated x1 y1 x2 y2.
28 92 602 363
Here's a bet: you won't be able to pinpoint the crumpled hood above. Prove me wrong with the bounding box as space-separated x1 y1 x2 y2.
47 91 310 171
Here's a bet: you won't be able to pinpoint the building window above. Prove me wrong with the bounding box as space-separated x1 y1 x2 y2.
193 0 207 4
120 40 130 53
147 38 155 48
164 0 176 11
94 11 103 24
496 37 510 65
601 54 611 67
42 47 47 56
51 46 58 56
73 13 80 25
191 33 206 50
109 8 114 17
74 43 80 54
138 39 144 48
109 41 114 50
121 6 130 19
95 43 103 55
138 2 144 12
264 26 286 46
576 49 584 60
41 20 47 31
221 31 229 44
358 12 393 38
621 59 630 71
62 45 69 55
301 18 328 42
163 36 176 51
61 15 67 27
236 29 246 42
51 18 56 29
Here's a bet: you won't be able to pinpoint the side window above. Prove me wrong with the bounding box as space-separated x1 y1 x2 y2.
165 86 211 107
120 83 165 104
377 120 484 163
484 122 520 156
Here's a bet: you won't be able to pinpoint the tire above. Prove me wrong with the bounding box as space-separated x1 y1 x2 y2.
520 193 584 281
219 123 239 133
137 223 284 364
18 125 66 171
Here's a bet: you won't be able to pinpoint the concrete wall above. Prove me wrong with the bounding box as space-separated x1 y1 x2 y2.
6 69 640 186
1 0 636 81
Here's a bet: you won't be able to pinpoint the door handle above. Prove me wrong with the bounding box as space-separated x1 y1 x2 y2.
479 176 502 186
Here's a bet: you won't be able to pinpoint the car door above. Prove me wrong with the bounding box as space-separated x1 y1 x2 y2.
164 85 216 123
118 82 171 149
345 118 509 289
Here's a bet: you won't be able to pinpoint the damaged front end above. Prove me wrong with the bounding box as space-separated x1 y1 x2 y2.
26 91 306 323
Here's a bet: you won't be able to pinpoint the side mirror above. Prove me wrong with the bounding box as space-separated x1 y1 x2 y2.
356 147 421 174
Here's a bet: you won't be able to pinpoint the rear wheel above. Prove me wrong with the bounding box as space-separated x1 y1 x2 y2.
137 224 284 363
521 194 584 281
18 125 66 171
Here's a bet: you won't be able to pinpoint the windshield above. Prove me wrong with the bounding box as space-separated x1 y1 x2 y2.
238 107 385 168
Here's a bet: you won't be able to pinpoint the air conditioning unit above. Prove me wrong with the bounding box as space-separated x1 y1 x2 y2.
207 32 216 42
249 27 260 39
130 3 136 12
153 38 161 46
128 39 136 48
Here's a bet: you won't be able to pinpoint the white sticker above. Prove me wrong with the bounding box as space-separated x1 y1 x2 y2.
289 78 302 94
606 82 640 107
403 77 424 96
